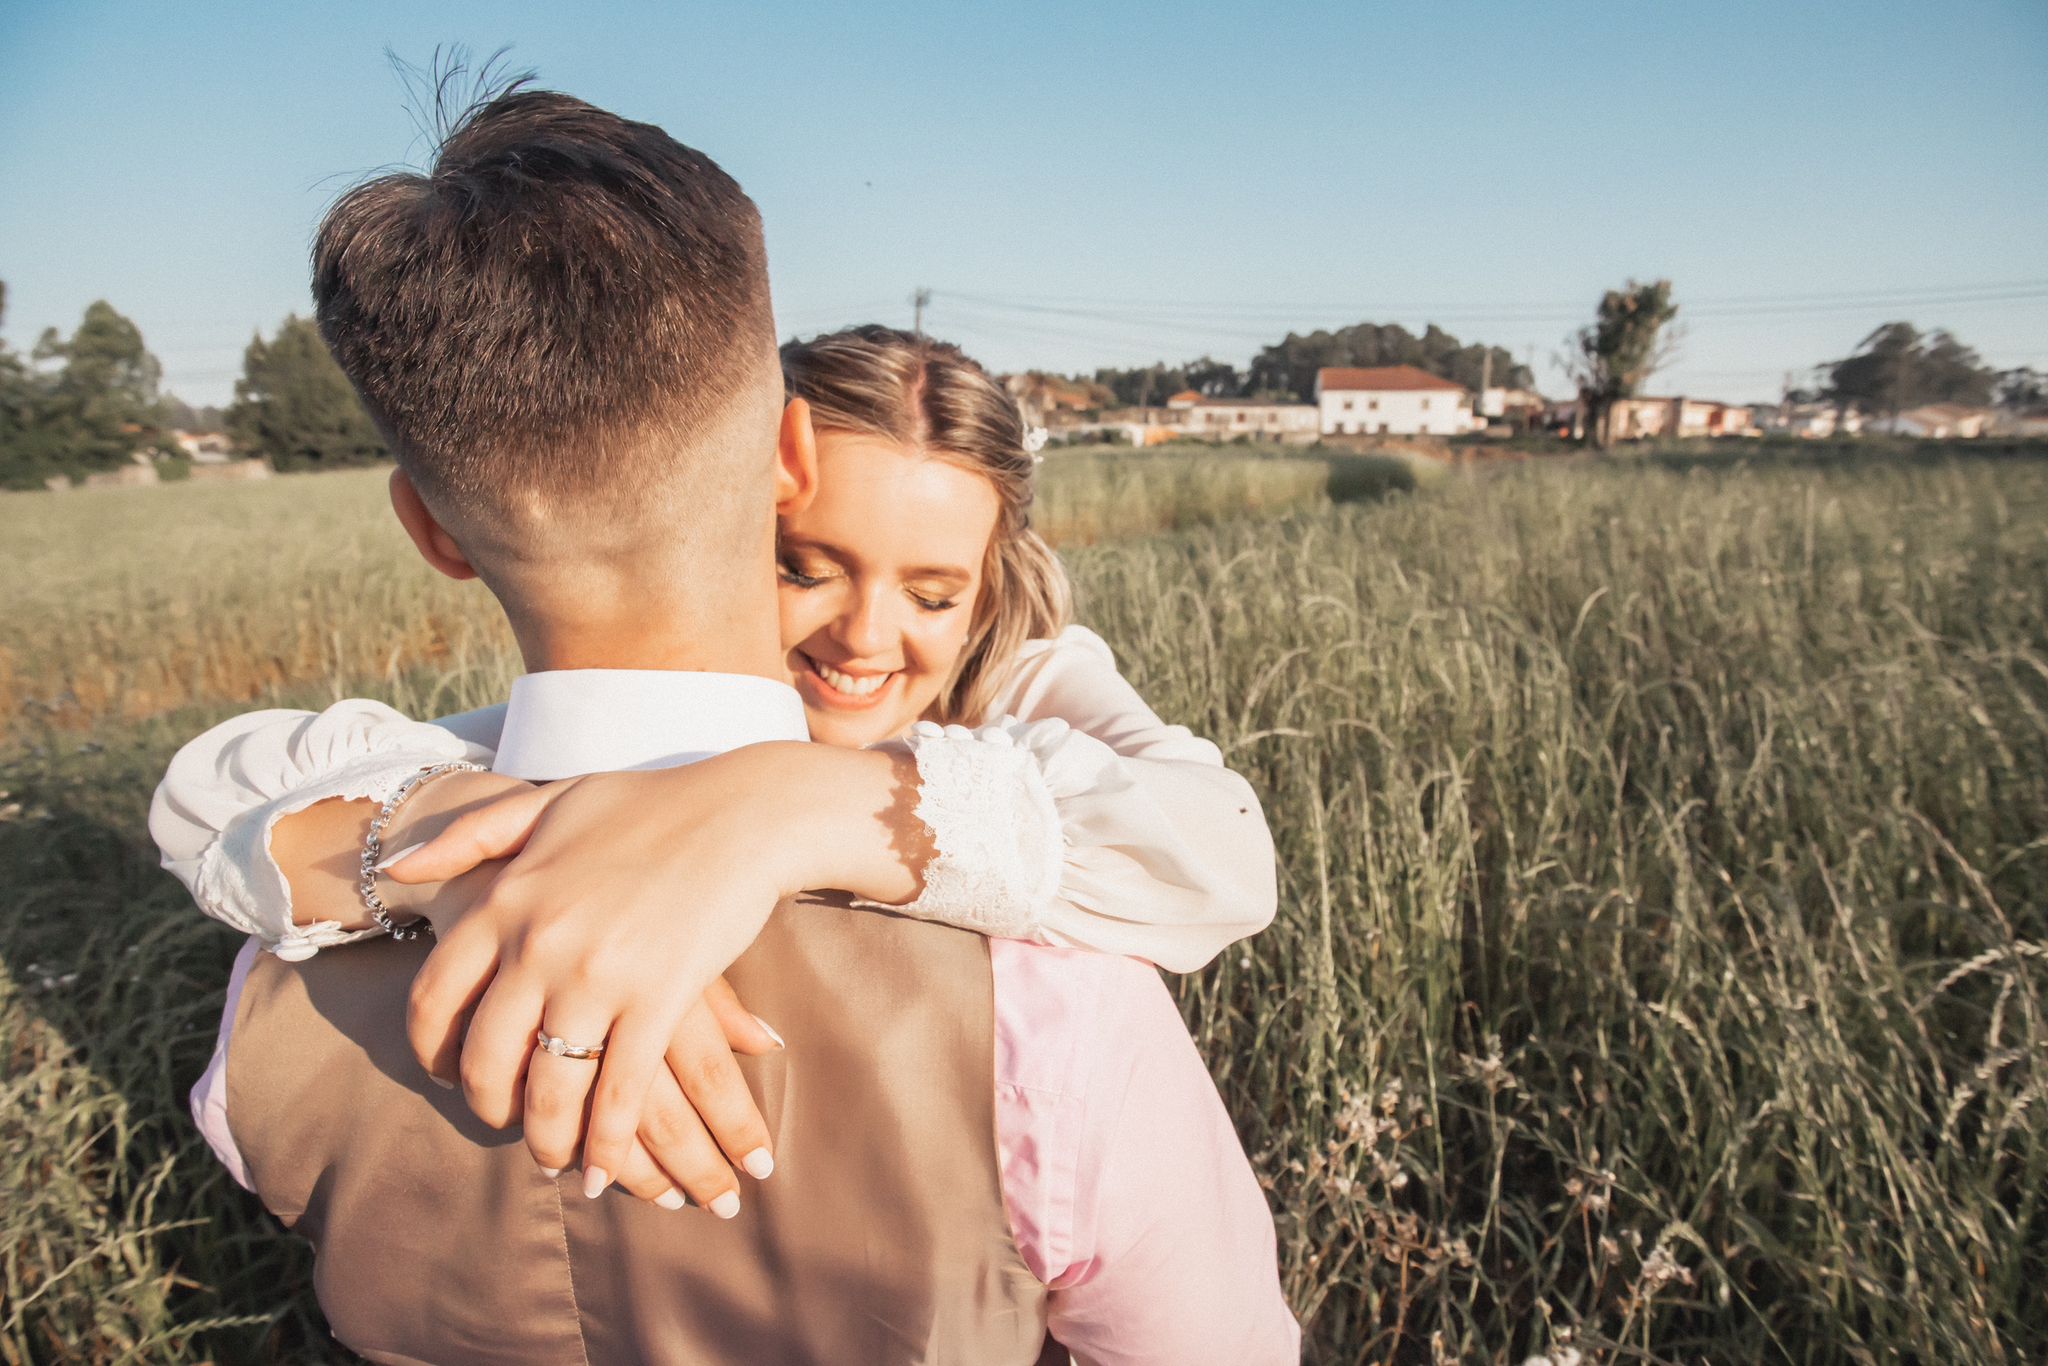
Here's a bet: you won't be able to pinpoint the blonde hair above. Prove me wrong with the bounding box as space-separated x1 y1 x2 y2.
780 325 1071 726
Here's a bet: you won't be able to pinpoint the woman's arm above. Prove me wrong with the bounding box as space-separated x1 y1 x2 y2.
148 700 501 957
882 624 1279 971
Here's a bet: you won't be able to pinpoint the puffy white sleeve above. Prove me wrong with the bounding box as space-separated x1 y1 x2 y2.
148 700 500 960
885 626 1277 972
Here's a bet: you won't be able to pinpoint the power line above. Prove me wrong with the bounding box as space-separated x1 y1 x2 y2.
937 285 2048 333
934 277 2048 319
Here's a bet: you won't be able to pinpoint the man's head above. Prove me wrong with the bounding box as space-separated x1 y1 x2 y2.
313 89 808 664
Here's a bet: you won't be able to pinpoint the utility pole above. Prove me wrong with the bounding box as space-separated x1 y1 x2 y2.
911 287 931 338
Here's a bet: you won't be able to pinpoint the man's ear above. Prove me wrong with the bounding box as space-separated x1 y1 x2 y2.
774 397 820 517
388 468 478 582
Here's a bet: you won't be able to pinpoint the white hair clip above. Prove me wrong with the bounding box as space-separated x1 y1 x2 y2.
1023 425 1048 460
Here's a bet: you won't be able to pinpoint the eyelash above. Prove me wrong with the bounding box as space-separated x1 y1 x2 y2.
780 562 957 614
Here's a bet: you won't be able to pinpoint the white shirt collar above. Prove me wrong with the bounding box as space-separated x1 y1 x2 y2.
492 669 810 781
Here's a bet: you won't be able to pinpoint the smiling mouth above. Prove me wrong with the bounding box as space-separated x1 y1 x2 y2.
801 653 899 707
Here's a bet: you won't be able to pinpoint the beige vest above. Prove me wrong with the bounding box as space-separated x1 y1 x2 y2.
226 893 1056 1365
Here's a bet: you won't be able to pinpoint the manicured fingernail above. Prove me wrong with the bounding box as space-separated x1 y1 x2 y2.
655 1189 686 1210
429 1075 455 1090
583 1166 611 1199
753 1015 786 1050
710 1191 741 1219
373 841 427 872
539 1167 561 1179
743 1148 775 1179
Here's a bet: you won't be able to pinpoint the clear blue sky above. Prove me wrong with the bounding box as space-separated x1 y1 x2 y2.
3 0 2044 406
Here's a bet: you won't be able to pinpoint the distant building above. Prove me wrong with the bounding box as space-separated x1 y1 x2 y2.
1004 372 1108 429
1315 366 1473 436
1479 386 1546 421
1767 402 1863 438
1990 409 2048 438
1608 396 1754 440
172 430 237 463
1171 396 1320 444
1885 404 1991 439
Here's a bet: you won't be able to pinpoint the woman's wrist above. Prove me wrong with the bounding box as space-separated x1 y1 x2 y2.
715 742 929 905
272 769 527 931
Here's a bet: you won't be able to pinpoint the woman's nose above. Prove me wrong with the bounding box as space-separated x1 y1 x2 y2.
833 589 896 659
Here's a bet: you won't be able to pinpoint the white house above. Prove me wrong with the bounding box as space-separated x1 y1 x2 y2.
172 429 237 463
1769 402 1863 438
1884 404 1991 439
1315 366 1473 436
1609 396 1755 440
1166 390 1320 444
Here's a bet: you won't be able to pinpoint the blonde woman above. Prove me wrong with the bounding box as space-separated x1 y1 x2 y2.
158 325 1278 1240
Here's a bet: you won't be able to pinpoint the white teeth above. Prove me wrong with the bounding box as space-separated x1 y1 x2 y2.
814 660 891 698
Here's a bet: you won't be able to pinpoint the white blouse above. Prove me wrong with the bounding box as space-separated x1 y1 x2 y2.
149 625 1277 973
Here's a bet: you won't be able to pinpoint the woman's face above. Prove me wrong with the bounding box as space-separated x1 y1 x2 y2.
778 429 1002 748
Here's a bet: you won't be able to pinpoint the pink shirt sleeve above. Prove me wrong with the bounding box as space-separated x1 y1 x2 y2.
189 937 261 1191
991 940 1299 1364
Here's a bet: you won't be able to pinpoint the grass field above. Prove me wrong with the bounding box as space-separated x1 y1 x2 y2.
2 444 2044 1362
0 449 1390 739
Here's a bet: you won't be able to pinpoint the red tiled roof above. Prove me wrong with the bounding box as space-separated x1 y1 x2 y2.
1166 389 1204 404
1317 365 1465 393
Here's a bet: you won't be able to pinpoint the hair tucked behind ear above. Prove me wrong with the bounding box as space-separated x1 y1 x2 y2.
780 325 1071 725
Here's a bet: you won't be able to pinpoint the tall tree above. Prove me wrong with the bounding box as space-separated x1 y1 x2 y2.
27 299 173 474
0 283 39 485
1563 280 1679 449
226 316 387 470
1917 330 1996 406
1995 366 2046 411
1823 323 1997 420
1182 357 1242 398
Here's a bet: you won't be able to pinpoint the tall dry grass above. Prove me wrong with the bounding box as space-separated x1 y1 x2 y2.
2 452 2043 1361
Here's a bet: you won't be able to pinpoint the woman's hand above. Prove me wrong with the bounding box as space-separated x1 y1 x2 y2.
372 827 783 1209
383 741 928 1200
574 983 782 1217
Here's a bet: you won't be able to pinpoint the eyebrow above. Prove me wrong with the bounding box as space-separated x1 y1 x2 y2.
780 535 973 586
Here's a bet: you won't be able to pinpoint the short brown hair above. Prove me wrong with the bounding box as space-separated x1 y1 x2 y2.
312 89 774 521
781 326 1072 726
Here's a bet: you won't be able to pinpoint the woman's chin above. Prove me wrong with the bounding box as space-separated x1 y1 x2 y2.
803 707 901 748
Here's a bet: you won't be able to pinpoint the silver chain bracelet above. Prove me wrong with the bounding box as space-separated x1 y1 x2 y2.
359 760 487 940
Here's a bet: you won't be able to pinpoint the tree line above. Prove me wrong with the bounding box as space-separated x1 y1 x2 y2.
1086 322 1536 408
0 283 385 490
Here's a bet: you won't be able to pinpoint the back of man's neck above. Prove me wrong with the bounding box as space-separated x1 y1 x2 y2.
510 608 787 683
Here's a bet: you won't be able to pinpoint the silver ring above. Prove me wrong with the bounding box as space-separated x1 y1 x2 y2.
534 1029 607 1061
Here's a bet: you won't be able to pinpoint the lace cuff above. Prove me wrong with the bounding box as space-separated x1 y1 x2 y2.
864 719 1068 939
193 749 460 960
